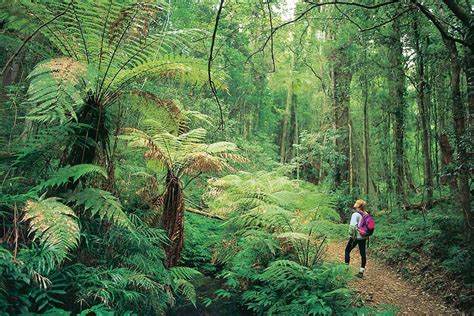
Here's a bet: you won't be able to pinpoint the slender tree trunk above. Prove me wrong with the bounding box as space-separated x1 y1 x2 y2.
413 17 434 208
384 113 394 209
319 43 327 115
280 80 293 164
363 75 370 196
347 118 354 194
293 94 299 179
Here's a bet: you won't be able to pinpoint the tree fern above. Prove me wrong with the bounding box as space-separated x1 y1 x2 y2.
22 198 80 262
122 122 245 177
18 0 214 118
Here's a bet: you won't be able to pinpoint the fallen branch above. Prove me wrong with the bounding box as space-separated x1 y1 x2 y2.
185 207 224 220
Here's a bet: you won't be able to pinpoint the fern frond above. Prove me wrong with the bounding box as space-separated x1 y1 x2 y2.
22 198 80 261
128 91 182 133
108 55 212 93
228 208 293 232
179 128 207 148
277 232 312 242
258 260 308 284
180 110 213 127
26 58 88 124
35 164 107 192
174 279 197 307
169 267 202 281
206 142 237 154
67 188 133 230
183 152 232 174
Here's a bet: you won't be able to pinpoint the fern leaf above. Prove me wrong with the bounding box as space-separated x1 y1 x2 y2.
170 266 202 281
26 58 88 124
35 164 107 192
67 188 133 230
174 279 197 307
22 198 80 261
258 260 308 284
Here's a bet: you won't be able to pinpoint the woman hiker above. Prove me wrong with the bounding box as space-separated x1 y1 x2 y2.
345 199 369 278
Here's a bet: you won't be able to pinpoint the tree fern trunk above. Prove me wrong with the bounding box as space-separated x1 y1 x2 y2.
163 171 185 268
63 99 109 167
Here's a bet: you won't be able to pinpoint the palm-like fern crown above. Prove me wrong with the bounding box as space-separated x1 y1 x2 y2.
122 113 247 177
21 0 215 123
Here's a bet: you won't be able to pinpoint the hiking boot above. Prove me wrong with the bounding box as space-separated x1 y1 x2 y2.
357 268 365 278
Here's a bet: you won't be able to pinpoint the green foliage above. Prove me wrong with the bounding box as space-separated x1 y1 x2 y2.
34 164 107 193
122 122 245 177
202 170 358 314
2 0 472 314
12 0 213 131
241 262 352 315
25 58 87 124
170 267 202 306
66 188 133 230
22 198 80 263
181 213 223 273
372 205 474 311
206 169 340 227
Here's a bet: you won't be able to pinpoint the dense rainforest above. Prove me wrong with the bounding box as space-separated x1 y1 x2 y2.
0 0 472 315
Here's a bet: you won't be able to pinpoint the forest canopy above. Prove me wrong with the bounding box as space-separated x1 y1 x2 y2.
0 0 472 314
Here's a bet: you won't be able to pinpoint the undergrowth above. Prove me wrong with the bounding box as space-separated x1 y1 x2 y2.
372 202 474 312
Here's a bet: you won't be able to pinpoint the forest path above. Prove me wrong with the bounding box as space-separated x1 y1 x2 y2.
325 241 460 315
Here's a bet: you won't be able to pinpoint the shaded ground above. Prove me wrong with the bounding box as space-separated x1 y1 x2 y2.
325 241 462 315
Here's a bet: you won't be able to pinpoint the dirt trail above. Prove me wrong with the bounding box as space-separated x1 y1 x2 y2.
325 241 461 315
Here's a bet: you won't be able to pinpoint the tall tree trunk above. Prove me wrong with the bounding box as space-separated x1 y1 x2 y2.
384 113 394 209
413 17 434 208
362 68 370 196
293 94 300 179
280 80 293 164
162 171 185 268
444 37 472 234
348 118 353 194
388 19 407 208
466 48 474 138
332 45 352 189
439 133 457 191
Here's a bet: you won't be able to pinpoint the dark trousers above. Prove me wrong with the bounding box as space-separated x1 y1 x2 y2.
344 238 366 268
